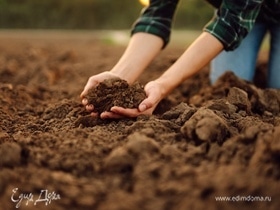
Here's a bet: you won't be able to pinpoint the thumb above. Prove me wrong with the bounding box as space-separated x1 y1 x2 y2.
138 90 159 112
80 78 98 98
139 103 147 112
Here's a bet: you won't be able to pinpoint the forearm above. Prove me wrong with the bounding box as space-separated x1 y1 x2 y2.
111 32 163 84
155 32 224 96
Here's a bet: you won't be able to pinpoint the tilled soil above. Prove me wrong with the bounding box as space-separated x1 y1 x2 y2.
0 33 279 210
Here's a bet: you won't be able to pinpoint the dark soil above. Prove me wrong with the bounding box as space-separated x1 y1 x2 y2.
85 78 146 113
0 32 279 210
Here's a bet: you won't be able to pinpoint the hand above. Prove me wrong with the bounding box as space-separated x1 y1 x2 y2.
101 80 165 119
80 71 121 115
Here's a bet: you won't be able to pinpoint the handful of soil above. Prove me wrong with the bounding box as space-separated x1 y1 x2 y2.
85 77 147 113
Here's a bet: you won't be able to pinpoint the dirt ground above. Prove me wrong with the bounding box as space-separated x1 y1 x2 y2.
0 31 279 210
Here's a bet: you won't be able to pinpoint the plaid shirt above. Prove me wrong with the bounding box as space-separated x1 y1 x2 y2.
131 0 280 51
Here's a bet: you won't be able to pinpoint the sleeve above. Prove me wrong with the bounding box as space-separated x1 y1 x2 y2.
131 0 180 48
204 0 263 51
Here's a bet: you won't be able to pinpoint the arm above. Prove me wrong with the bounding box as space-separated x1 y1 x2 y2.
110 32 163 84
154 32 223 97
103 0 264 118
204 0 263 51
80 32 163 113
108 32 223 118
81 0 179 116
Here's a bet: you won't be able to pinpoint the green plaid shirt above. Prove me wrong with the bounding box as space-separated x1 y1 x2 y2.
132 0 280 51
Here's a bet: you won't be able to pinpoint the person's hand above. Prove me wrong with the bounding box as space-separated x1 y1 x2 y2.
100 80 165 119
80 71 121 116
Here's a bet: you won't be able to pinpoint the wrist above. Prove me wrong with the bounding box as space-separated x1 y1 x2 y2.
152 78 170 99
110 60 145 84
110 68 135 84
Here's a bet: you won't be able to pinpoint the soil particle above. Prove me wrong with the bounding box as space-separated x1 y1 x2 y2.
85 77 146 113
260 89 280 114
0 142 22 167
126 133 160 157
161 102 197 125
270 126 280 156
103 147 135 174
74 115 108 127
227 87 251 112
0 131 13 144
181 108 230 144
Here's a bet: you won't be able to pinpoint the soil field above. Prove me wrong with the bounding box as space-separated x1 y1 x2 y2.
0 31 279 210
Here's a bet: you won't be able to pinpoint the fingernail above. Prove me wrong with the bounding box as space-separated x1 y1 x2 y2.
139 104 147 112
86 104 94 111
82 98 88 105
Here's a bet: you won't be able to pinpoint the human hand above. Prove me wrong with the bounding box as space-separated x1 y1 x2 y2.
80 71 122 115
100 80 165 119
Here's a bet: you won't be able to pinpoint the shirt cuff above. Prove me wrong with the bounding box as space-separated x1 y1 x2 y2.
203 18 243 51
131 17 171 49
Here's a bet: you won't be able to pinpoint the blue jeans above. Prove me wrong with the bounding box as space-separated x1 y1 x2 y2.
210 22 280 89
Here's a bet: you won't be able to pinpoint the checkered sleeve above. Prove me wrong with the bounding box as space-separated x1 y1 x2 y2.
204 0 263 51
131 0 180 48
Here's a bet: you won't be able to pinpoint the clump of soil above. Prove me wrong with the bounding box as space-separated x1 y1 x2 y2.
85 77 146 113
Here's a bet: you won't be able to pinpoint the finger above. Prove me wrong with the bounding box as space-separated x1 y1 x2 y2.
90 112 99 118
138 95 158 112
138 103 147 112
100 111 124 119
80 89 88 99
86 104 94 111
110 106 141 118
80 79 98 98
82 98 88 106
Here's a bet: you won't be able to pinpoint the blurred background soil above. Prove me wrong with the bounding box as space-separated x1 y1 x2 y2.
0 31 279 210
